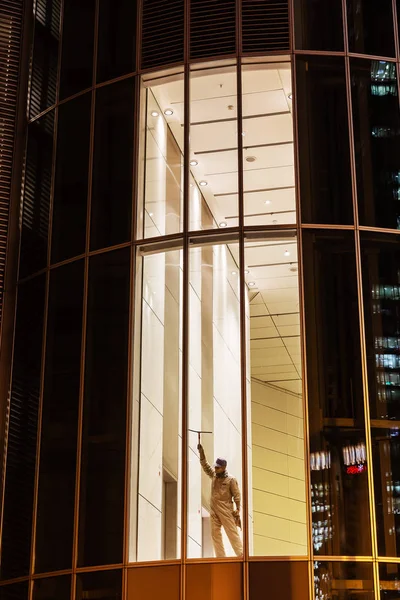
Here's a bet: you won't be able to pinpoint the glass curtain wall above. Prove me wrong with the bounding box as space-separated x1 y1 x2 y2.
130 59 306 562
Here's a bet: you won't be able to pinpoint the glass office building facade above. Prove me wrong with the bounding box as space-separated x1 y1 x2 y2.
1 0 400 598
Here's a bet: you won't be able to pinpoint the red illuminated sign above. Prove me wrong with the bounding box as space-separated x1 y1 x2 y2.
346 464 367 475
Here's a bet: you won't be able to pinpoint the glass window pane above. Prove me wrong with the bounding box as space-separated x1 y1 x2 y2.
245 233 307 556
361 232 400 556
351 58 400 230
20 112 54 278
347 0 395 58
138 70 184 239
187 236 242 558
297 56 353 225
303 231 371 556
59 0 95 99
52 93 91 263
189 62 238 231
129 244 183 561
380 563 400 598
76 571 122 600
78 249 130 566
29 0 61 118
294 0 343 51
90 79 134 251
187 564 243 600
0 276 46 580
314 562 374 599
0 582 29 600
96 0 137 83
35 261 84 572
242 62 295 227
127 566 180 600
33 576 71 600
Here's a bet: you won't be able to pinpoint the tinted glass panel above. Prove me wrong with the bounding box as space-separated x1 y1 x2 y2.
187 564 242 600
127 566 180 600
303 231 371 556
361 233 400 555
97 0 137 83
297 56 353 224
52 93 91 263
90 79 134 251
0 582 29 600
294 0 343 51
314 562 374 599
29 0 61 118
33 576 71 600
76 571 122 600
347 0 395 58
20 112 54 278
0 276 46 579
59 0 95 99
249 562 309 600
35 261 84 572
380 563 400 598
351 59 400 230
78 249 130 566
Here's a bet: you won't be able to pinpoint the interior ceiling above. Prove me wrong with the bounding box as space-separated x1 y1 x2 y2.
148 63 301 396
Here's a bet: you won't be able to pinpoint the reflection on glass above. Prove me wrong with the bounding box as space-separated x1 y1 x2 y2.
130 246 183 561
380 563 400 598
187 237 242 557
351 59 400 230
314 562 374 600
186 564 242 600
76 570 122 600
250 561 309 600
303 231 371 556
33 576 71 600
245 233 307 556
78 249 130 567
127 566 180 600
20 112 54 278
189 63 238 231
242 62 295 227
35 262 84 573
347 0 395 58
294 0 344 51
138 70 184 238
0 582 29 600
361 233 400 556
296 56 353 224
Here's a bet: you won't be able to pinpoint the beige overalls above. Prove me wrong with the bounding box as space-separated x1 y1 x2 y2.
200 457 243 557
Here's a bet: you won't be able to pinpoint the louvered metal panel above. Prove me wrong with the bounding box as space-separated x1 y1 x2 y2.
29 0 61 118
0 0 24 338
190 0 236 59
242 0 290 53
141 0 184 69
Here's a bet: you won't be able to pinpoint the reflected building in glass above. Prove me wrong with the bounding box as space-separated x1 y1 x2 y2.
1 1 400 599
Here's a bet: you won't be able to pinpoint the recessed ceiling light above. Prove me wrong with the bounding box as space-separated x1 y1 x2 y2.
231 271 237 275
288 93 292 100
289 265 298 273
164 108 173 116
151 111 159 117
265 200 271 205
284 250 290 257
199 181 208 186
219 222 227 228
149 212 153 217
248 282 256 287
244 269 250 275
190 183 194 187
228 104 234 111
246 156 256 163
273 220 278 224
190 160 198 166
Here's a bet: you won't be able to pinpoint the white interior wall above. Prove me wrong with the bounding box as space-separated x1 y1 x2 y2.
251 379 307 555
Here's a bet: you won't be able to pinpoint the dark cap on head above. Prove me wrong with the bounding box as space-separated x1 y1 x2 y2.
214 457 227 469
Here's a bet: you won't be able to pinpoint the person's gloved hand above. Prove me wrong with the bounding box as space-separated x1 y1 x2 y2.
197 443 205 459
